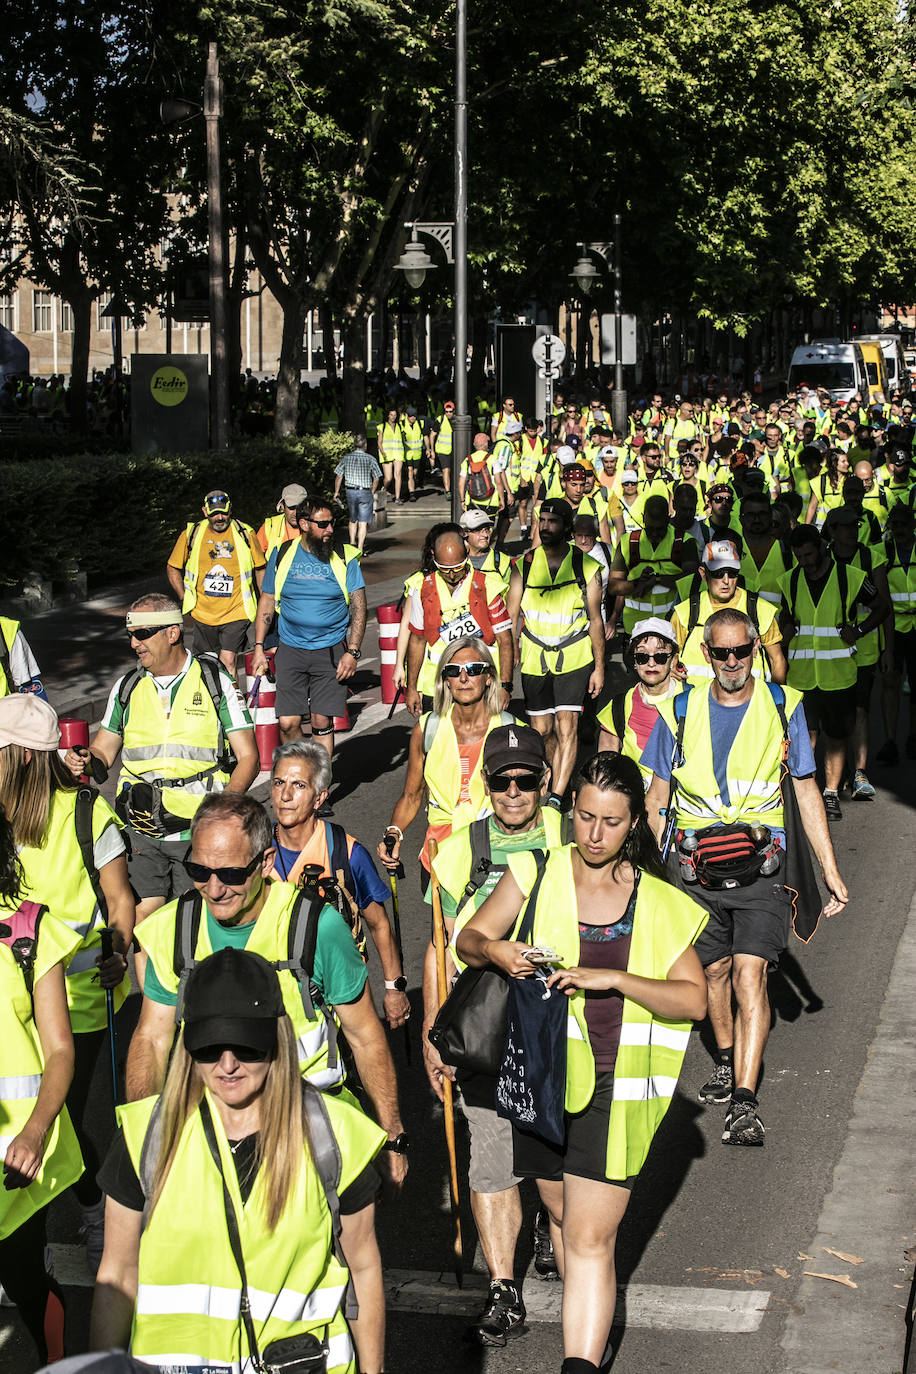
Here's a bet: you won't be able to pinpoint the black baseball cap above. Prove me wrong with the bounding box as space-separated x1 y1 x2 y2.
182 948 284 1054
483 724 547 776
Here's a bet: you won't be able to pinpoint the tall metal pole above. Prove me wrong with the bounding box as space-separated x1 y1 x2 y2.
205 43 230 451
451 0 470 523
611 212 627 437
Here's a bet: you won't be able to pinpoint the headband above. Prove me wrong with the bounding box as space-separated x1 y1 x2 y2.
125 610 182 629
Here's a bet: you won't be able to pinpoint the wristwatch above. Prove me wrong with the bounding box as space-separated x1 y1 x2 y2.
501 681 513 692
383 1132 410 1155
345 645 362 660
385 976 408 991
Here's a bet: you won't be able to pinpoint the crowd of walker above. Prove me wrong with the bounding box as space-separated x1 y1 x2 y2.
8 372 916 1374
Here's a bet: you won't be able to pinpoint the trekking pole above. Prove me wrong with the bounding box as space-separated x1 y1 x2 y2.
99 928 119 1107
383 833 412 1065
428 838 464 1288
386 683 404 720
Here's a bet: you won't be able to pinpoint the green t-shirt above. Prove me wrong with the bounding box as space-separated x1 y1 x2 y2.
438 816 550 921
143 902 367 1007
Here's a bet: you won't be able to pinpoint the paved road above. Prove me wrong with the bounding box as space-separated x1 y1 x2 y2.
1 490 915 1373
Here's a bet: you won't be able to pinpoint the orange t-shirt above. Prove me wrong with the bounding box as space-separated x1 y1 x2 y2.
420 738 484 871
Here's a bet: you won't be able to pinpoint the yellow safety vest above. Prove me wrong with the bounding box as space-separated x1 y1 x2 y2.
262 513 299 559
844 545 884 666
121 1088 384 1374
118 661 230 823
621 528 685 632
0 907 83 1240
595 684 661 787
739 539 793 606
885 541 916 633
274 541 358 613
493 410 523 439
434 415 453 456
135 881 348 1089
378 421 405 460
673 587 774 682
422 708 516 830
182 519 259 621
0 616 20 696
402 418 424 459
415 569 503 697
657 678 802 830
811 474 845 528
519 546 600 676
780 561 865 690
506 848 707 1179
17 789 129 1034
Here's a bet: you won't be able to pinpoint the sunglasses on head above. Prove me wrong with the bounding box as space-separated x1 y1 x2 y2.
707 641 755 662
486 771 543 793
309 518 333 529
186 851 266 886
127 625 165 642
190 1044 272 1064
441 661 490 679
633 650 673 665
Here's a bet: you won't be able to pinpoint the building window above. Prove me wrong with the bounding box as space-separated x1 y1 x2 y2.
97 296 112 330
33 290 53 333
60 301 73 332
0 292 16 331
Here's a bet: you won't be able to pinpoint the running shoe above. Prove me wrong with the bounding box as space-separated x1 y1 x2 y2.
475 1282 527 1346
698 1060 734 1104
822 789 843 822
722 1096 766 1146
851 769 876 799
533 1208 559 1280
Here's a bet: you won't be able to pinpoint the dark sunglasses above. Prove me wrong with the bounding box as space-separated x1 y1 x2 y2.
708 642 755 662
127 625 164 642
190 1044 272 1064
711 495 733 504
633 650 673 665
186 851 265 885
486 771 543 793
309 518 333 529
441 661 490 679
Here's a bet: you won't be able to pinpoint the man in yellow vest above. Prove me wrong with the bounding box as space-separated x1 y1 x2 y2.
256 482 309 557
780 524 889 820
670 539 786 684
506 500 605 807
644 608 848 1146
429 399 456 494
167 489 266 679
65 593 258 935
125 791 406 1374
251 497 366 776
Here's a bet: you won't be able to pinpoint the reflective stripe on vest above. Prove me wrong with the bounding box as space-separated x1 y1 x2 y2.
519 547 598 675
504 849 707 1180
656 678 802 830
378 422 405 459
434 415 453 454
622 529 682 629
402 419 423 458
886 543 916 632
182 519 258 620
782 561 864 690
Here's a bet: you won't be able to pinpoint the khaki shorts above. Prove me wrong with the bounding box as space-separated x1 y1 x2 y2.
459 1098 522 1194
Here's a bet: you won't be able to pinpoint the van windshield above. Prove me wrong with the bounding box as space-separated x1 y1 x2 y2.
790 362 855 390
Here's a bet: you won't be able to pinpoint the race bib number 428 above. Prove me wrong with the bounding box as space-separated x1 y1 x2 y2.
441 613 480 643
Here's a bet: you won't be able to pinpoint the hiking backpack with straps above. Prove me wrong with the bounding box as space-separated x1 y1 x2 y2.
0 900 46 1000
520 544 588 602
685 587 760 640
467 454 496 502
74 785 109 924
455 816 570 917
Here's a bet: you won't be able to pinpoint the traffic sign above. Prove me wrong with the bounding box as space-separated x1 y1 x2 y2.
532 334 566 369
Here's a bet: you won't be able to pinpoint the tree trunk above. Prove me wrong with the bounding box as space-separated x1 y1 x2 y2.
67 293 93 433
274 292 305 437
342 311 368 435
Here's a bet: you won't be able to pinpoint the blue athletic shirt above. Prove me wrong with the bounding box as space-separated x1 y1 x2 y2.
263 544 365 650
640 692 815 848
273 837 390 909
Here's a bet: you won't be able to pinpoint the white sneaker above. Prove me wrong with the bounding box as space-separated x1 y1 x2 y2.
79 1198 106 1274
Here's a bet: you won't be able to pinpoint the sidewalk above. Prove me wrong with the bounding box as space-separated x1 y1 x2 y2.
11 487 452 725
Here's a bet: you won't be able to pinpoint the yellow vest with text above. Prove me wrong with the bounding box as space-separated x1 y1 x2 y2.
507 848 707 1179
780 561 865 690
657 678 802 831
182 519 259 621
135 882 348 1089
121 1088 384 1374
18 788 130 1033
118 662 230 823
0 908 83 1240
519 546 600 675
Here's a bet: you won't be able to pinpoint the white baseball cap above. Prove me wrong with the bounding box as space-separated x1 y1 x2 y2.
504 419 523 435
557 445 576 465
459 508 493 531
702 538 741 572
630 617 677 647
621 468 639 483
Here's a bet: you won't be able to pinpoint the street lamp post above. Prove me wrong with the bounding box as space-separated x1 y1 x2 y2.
571 216 627 437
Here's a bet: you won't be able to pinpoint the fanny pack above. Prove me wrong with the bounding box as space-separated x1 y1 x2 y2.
680 824 777 890
261 1332 329 1374
116 778 205 837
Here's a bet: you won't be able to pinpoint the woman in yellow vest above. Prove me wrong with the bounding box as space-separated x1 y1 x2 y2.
457 752 707 1374
805 448 850 528
0 805 82 1365
378 637 514 893
0 695 134 1272
91 948 385 1373
377 406 406 503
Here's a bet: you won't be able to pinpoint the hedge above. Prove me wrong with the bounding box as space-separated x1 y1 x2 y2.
0 433 354 589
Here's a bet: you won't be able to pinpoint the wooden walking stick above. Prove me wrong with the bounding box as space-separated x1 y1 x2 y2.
427 838 464 1288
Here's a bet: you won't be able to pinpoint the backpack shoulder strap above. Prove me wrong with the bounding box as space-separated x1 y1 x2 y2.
628 529 642 564
138 1097 165 1228
686 584 702 638
183 521 203 572
835 555 850 626
422 712 441 754
326 821 355 903
0 900 46 999
301 1082 343 1234
672 683 693 761
193 654 228 760
75 786 108 924
779 538 793 571
521 550 535 591
746 590 760 631
457 816 494 917
610 690 627 743
571 545 586 596
173 890 203 1023
789 563 802 607
765 680 790 740
116 665 145 724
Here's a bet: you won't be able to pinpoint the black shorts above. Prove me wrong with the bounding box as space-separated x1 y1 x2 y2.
671 853 792 968
127 831 191 901
855 664 876 711
522 662 593 715
274 641 348 720
802 684 856 740
512 1072 635 1188
892 627 916 681
339 1161 382 1214
193 617 250 655
515 482 534 502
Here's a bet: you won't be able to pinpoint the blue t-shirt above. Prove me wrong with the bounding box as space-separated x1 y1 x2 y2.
640 691 815 847
273 837 390 910
263 545 365 650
